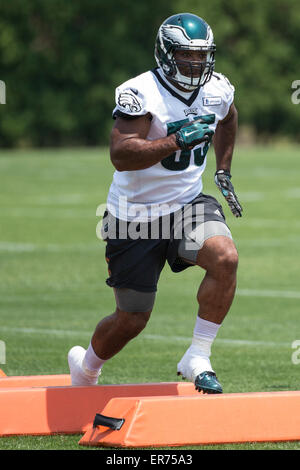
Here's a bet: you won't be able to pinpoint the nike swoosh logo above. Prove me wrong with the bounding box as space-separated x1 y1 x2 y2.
185 130 196 136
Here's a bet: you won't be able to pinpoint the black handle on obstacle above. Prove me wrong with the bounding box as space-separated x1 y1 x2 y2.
93 413 125 431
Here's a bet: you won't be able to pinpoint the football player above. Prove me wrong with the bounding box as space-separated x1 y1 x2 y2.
68 13 242 393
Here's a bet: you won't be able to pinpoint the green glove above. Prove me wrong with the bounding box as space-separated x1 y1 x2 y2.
175 119 214 151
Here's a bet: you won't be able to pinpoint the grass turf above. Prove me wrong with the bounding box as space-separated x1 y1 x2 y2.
0 145 300 450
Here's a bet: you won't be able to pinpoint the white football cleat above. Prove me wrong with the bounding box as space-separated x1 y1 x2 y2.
68 345 101 386
177 344 214 383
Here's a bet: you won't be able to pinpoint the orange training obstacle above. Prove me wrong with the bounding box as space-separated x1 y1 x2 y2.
0 378 197 436
79 391 300 447
0 373 300 447
0 374 70 388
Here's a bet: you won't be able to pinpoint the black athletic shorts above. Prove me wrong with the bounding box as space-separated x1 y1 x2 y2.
102 193 227 293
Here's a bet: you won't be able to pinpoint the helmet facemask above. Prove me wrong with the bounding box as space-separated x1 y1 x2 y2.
168 46 215 90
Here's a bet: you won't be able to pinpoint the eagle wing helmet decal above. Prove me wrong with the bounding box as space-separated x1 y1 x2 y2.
161 25 191 47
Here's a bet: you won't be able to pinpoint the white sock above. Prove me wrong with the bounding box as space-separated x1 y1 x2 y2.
192 317 221 357
83 342 107 374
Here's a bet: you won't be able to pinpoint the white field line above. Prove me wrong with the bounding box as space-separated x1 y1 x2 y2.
238 187 300 201
1 288 300 301
0 208 93 218
236 237 300 247
1 288 300 303
0 239 294 252
32 194 88 205
237 192 264 202
0 326 90 337
285 188 300 198
0 326 290 348
236 288 300 299
142 334 289 348
0 242 101 253
0 289 300 304
2 236 300 253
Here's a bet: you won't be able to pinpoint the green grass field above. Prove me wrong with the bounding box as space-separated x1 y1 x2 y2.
1 145 300 450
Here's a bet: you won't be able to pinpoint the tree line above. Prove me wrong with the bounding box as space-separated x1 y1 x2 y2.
0 0 299 147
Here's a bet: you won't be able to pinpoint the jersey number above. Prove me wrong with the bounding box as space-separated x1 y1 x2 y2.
161 114 215 171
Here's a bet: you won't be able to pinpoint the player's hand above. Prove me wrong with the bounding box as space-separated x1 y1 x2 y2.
214 169 243 217
175 119 214 151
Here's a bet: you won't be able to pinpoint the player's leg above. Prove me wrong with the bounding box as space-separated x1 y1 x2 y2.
91 308 152 360
177 234 238 393
68 210 166 386
173 195 237 393
195 235 238 324
68 288 155 386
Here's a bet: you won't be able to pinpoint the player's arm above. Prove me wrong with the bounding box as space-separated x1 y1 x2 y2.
110 114 212 172
213 102 238 172
213 102 243 217
110 114 179 171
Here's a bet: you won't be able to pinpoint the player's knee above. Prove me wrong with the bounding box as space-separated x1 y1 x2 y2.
115 309 151 339
214 247 238 278
196 237 238 278
113 288 156 314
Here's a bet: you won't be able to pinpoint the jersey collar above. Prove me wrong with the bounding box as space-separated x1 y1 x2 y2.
152 68 201 107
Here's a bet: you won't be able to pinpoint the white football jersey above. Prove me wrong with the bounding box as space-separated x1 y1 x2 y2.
107 68 235 221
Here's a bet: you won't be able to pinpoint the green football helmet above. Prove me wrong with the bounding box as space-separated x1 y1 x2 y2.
155 13 216 91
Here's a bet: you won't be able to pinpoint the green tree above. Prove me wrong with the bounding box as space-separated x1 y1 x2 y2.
0 0 299 147
0 0 173 147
